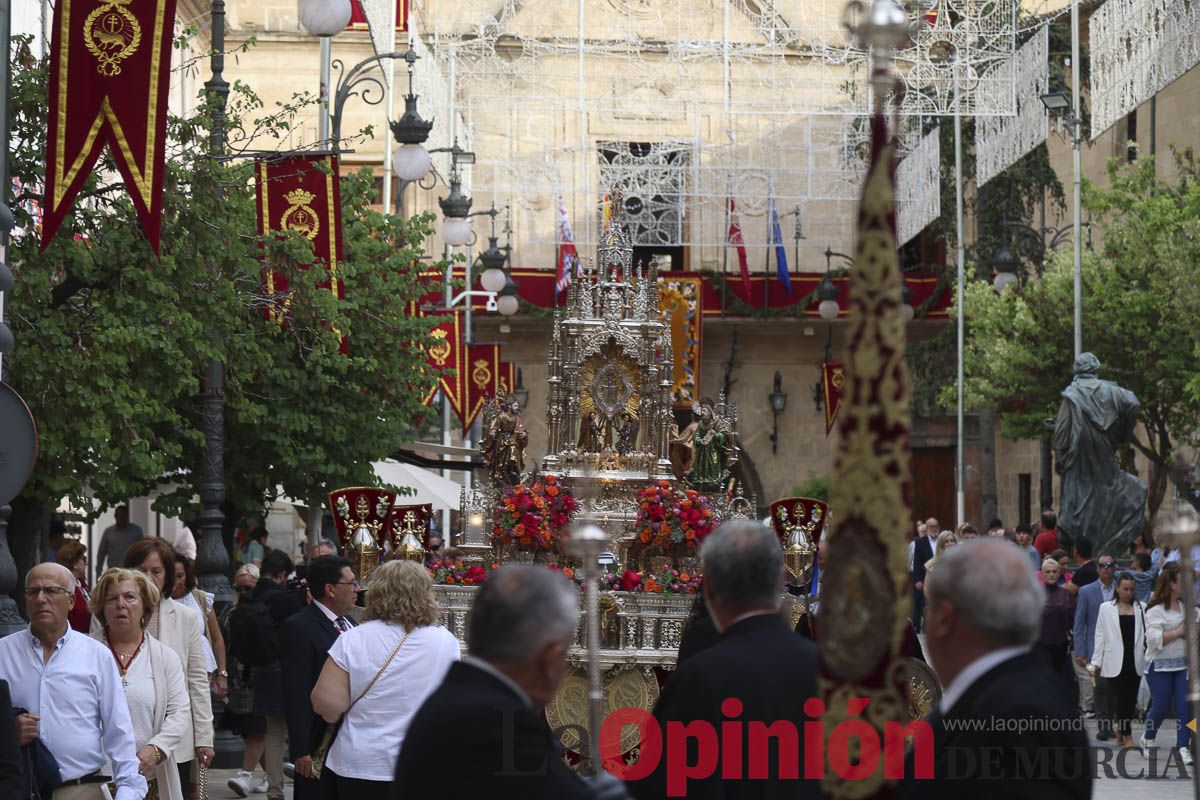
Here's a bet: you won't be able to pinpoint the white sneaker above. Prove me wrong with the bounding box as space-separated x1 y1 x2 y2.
1138 734 1150 757
227 770 253 798
253 776 269 794
1181 747 1194 766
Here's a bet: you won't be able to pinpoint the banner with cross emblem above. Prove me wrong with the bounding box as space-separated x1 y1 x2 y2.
822 362 846 436
255 155 346 351
42 0 178 254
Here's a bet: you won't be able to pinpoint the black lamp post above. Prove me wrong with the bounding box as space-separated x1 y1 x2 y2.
195 0 232 604
769 371 788 454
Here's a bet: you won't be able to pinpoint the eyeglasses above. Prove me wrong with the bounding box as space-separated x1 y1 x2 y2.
1098 562 1116 568
24 587 70 598
336 580 362 589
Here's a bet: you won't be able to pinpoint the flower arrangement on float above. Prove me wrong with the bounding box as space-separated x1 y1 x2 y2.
635 480 716 551
603 563 702 595
427 559 497 586
493 474 578 551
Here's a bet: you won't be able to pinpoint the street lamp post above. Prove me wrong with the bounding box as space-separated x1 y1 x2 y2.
195 0 232 603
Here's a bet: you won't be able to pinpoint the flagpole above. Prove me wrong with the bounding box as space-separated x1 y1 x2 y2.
721 194 729 318
762 198 770 316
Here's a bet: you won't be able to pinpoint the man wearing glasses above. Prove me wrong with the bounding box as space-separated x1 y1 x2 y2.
0 563 146 799
279 556 359 800
1071 540 1119 739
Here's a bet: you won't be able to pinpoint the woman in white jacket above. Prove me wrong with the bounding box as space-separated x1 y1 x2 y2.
1089 572 1145 749
92 568 193 800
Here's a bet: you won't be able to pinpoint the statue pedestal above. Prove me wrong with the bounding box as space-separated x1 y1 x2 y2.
0 507 26 636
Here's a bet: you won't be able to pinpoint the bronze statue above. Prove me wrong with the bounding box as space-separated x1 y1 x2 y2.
577 409 609 453
1053 353 1147 556
482 397 528 485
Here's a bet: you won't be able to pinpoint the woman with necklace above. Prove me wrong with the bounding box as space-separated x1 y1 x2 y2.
120 538 215 794
91 568 192 800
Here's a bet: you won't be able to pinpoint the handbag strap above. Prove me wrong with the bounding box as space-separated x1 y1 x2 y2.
347 628 411 712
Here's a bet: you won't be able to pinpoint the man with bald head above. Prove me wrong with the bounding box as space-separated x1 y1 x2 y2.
902 539 1090 798
0 563 145 799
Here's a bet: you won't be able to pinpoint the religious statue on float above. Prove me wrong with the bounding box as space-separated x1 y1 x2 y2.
669 397 739 490
481 395 528 486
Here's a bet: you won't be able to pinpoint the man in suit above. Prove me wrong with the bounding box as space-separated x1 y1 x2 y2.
907 538 1091 799
911 517 938 632
280 555 357 799
1071 553 1117 737
395 565 626 799
629 520 822 799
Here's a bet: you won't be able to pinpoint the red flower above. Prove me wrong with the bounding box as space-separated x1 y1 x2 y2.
618 570 643 591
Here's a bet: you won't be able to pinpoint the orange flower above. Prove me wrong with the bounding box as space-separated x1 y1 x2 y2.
680 572 691 581
562 567 575 579
545 485 560 497
685 530 695 540
640 531 652 543
445 576 456 584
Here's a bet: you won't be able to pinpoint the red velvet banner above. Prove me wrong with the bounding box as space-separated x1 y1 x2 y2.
255 155 345 350
42 0 178 254
461 343 503 433
822 362 845 436
349 0 408 30
419 310 464 417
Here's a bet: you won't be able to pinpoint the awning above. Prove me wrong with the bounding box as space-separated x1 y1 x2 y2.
372 460 463 511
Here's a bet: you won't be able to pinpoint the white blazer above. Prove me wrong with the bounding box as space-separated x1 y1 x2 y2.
1090 600 1146 678
95 597 214 759
143 635 193 800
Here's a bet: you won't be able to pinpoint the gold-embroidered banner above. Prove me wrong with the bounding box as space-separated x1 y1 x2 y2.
822 362 845 437
461 343 516 433
419 310 464 418
255 155 345 350
42 0 178 254
658 275 703 407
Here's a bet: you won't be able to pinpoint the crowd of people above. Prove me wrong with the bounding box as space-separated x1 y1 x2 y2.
0 506 1194 798
910 510 1197 767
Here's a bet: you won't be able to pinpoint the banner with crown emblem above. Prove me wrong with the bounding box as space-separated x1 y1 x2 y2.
41 0 178 254
460 343 509 433
822 362 845 436
255 155 345 346
417 310 465 416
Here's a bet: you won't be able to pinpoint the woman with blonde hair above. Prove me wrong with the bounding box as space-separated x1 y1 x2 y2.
91 568 192 800
312 560 460 799
923 530 959 576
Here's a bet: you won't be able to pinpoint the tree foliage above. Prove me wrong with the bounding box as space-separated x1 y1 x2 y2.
5 40 444 545
950 153 1200 528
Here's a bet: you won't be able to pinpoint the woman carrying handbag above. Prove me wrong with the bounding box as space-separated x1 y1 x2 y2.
311 561 459 800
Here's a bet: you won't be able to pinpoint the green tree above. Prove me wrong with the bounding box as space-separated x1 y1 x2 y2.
5 42 443 574
951 154 1200 542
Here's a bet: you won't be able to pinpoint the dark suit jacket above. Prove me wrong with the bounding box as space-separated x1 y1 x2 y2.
280 603 341 761
630 613 823 800
0 681 24 800
912 535 935 586
395 661 594 800
900 650 1091 800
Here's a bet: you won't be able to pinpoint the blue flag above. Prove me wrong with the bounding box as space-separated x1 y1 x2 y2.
770 198 791 294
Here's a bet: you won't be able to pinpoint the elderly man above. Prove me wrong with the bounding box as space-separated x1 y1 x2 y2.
630 520 822 799
0 563 145 799
911 517 939 633
395 565 625 799
905 539 1090 799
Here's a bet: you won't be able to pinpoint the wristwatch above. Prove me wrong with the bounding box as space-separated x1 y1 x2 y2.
218 670 229 678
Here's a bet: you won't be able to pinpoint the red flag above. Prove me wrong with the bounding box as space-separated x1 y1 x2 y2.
556 195 579 293
418 310 465 419
727 198 751 295
41 0 178 254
